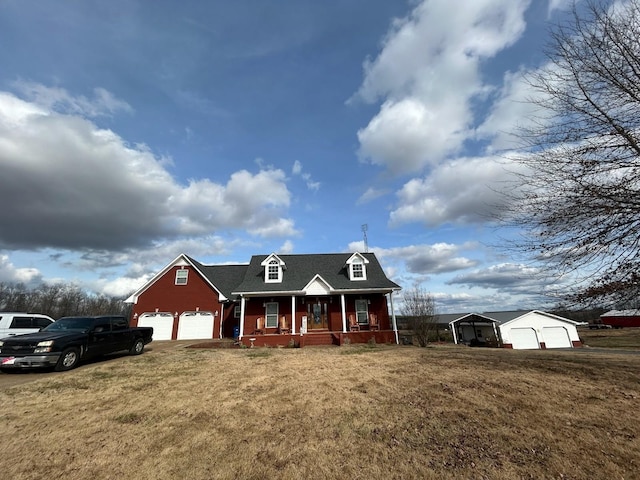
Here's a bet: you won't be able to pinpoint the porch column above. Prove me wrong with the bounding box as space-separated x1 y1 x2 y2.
291 295 296 335
239 296 246 339
341 294 347 333
389 292 399 345
492 322 499 344
219 304 225 339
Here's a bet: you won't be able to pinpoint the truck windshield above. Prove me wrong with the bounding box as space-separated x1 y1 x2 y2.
43 317 95 333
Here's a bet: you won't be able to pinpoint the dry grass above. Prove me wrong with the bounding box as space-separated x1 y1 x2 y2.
579 326 640 349
1 343 640 480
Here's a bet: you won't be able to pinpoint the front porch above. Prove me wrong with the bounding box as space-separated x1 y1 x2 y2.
239 330 397 348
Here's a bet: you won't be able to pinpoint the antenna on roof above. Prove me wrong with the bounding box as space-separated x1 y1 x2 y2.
361 224 368 253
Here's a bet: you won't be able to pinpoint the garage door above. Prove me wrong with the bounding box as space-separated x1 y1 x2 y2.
509 328 540 349
542 326 571 348
177 311 215 340
138 312 174 341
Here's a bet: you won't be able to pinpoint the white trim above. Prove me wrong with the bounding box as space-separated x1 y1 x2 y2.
175 268 188 285
341 294 347 333
345 253 369 281
291 295 296 335
261 253 285 284
239 297 246 339
389 292 398 345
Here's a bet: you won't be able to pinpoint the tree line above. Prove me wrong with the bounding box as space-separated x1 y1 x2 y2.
0 282 132 320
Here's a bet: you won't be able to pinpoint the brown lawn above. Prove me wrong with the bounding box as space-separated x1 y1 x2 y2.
1 341 639 480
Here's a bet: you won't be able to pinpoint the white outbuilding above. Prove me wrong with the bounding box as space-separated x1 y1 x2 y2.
449 310 585 350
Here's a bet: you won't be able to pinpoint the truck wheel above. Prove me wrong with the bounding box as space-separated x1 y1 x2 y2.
55 347 80 371
130 338 145 355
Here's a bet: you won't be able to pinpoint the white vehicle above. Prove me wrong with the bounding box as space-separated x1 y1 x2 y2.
0 313 55 338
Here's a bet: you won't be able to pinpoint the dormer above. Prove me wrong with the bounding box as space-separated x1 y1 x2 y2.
261 253 286 283
346 253 369 281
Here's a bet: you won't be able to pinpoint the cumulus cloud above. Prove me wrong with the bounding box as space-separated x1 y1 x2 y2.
0 254 43 285
350 241 478 275
0 89 296 251
354 0 529 174
447 262 542 291
389 155 514 227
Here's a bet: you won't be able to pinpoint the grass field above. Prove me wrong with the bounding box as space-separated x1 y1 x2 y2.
1 339 639 479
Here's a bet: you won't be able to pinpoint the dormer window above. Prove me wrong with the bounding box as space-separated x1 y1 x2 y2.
262 254 285 283
346 253 368 281
175 268 188 285
267 260 281 282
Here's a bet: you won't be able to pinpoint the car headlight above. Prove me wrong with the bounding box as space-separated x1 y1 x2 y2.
0 341 4 347
34 340 54 353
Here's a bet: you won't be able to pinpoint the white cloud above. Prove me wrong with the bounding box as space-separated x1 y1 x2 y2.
291 160 321 191
0 89 296 251
0 254 42 285
13 82 133 117
279 240 294 254
356 186 390 205
354 0 530 174
389 155 514 227
350 242 478 275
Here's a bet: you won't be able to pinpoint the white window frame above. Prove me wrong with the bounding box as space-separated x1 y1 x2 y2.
355 299 369 325
175 269 188 285
266 259 282 283
265 302 279 328
348 257 367 281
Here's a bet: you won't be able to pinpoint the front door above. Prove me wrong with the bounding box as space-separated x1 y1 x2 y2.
308 301 328 330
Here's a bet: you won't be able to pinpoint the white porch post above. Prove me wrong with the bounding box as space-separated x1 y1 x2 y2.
291 295 296 335
219 304 225 339
239 296 246 339
341 294 347 333
389 291 399 345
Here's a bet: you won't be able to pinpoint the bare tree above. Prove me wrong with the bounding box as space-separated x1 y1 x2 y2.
507 0 640 306
401 287 437 347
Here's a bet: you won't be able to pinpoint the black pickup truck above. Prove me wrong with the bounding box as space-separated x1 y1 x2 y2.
0 315 153 371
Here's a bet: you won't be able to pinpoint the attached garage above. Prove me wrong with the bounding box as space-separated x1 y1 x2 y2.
177 311 215 340
137 312 174 341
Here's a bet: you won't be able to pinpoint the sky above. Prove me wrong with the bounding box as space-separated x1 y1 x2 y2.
0 0 583 313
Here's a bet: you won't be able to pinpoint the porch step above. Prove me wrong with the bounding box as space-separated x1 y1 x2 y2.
302 332 339 346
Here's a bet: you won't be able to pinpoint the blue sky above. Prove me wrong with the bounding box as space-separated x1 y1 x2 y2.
0 0 581 312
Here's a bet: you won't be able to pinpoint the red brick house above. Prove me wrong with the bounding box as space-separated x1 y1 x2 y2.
125 252 402 347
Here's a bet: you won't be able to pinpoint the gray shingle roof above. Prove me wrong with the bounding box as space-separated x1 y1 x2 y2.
232 253 400 294
187 257 248 300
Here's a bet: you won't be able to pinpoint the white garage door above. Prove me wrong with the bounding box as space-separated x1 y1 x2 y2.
509 328 540 349
177 311 215 340
138 312 174 341
542 326 571 348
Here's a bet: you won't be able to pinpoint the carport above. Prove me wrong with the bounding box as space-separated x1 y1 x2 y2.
449 313 501 347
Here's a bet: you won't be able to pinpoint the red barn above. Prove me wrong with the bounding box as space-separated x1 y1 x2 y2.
600 310 640 328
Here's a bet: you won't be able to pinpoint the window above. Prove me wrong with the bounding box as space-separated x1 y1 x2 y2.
33 316 53 328
112 317 128 331
234 306 241 318
175 268 188 285
265 302 279 328
355 299 369 325
347 254 368 281
10 317 32 329
352 263 364 279
267 260 281 282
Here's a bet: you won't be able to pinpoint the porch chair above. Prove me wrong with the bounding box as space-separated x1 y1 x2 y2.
279 315 290 334
254 317 265 335
369 313 380 331
349 314 360 332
